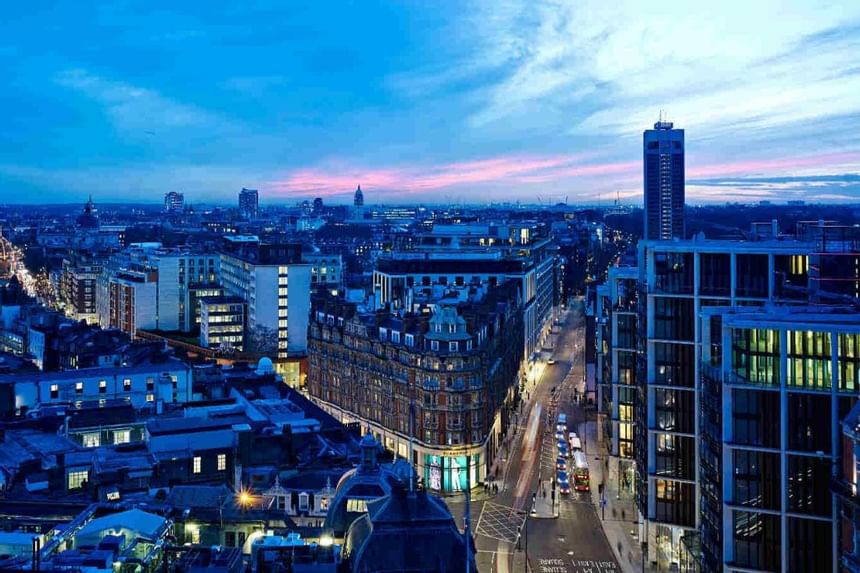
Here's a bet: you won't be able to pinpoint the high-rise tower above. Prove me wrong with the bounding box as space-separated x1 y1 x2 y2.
164 191 185 214
238 188 259 218
643 117 685 240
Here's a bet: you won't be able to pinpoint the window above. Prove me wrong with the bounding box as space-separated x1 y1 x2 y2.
99 380 107 394
68 470 89 490
787 330 832 389
123 378 132 391
225 532 236 547
405 334 414 347
217 453 227 471
732 328 780 385
193 456 202 474
431 340 439 351
733 510 781 570
113 430 131 445
449 341 458 352
82 433 101 448
50 384 59 399
346 499 368 512
320 497 330 511
146 393 155 402
299 492 309 511
391 331 400 344
75 382 84 395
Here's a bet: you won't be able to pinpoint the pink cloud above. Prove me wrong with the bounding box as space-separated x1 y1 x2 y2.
264 149 860 200
689 151 860 178
266 152 629 197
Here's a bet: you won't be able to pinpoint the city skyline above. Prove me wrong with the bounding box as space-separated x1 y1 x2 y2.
2 2 860 204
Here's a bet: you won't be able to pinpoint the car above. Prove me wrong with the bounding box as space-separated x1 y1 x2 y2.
555 430 566 441
557 438 567 450
559 482 571 495
557 470 569 485
558 445 570 458
556 457 567 471
547 358 556 365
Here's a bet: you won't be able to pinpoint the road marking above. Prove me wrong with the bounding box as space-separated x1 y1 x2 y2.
475 501 527 543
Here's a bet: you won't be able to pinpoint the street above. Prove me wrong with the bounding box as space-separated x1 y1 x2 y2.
450 305 620 573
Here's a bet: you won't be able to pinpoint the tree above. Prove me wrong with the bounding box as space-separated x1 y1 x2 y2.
248 324 278 353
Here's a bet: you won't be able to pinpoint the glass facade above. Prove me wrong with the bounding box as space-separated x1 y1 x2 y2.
787 330 832 389
731 328 779 385
423 454 479 492
654 252 694 295
731 510 780 570
735 254 769 298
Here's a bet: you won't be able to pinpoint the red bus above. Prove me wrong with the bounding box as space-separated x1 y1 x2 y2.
572 451 590 491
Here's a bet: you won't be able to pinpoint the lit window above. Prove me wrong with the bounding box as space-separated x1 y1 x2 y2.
82 433 100 448
346 499 368 512
123 378 132 391
193 456 202 474
114 430 131 445
99 380 107 394
68 470 89 490
217 453 227 471
75 382 84 395
146 393 155 402
50 384 59 399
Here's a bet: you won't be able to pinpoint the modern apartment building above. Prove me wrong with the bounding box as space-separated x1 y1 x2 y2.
59 259 101 324
594 262 638 494
699 306 860 572
306 281 523 492
635 237 815 568
97 270 158 336
219 237 312 357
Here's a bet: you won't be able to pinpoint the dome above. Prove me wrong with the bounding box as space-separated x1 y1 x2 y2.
324 436 403 537
255 357 274 375
390 459 417 484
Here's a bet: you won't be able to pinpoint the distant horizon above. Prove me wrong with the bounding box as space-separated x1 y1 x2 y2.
2 197 856 209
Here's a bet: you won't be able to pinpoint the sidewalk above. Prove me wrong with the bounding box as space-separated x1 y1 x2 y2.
581 413 656 573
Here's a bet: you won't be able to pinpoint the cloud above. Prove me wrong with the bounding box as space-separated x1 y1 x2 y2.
438 0 860 144
55 69 226 134
266 152 621 197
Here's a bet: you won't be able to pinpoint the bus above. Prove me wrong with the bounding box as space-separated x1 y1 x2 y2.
569 436 582 452
572 451 590 492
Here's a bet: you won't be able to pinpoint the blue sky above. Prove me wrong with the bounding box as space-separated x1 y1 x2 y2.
1 1 860 204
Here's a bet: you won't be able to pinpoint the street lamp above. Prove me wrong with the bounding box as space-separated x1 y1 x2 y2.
236 486 254 509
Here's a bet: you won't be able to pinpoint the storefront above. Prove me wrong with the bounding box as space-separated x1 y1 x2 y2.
423 454 480 493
